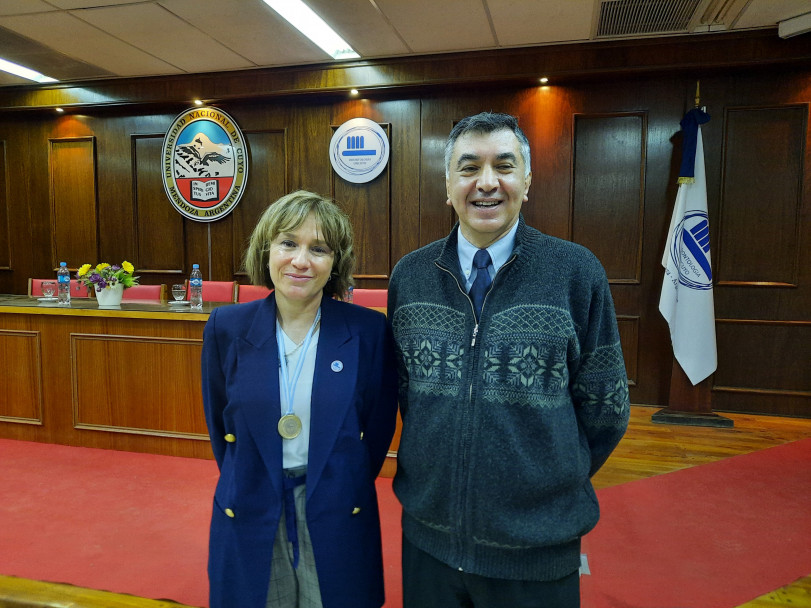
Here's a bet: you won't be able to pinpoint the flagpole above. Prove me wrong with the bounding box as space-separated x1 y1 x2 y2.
652 361 732 427
651 85 732 428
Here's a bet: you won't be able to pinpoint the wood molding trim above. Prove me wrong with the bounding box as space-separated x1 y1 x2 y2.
2 31 810 111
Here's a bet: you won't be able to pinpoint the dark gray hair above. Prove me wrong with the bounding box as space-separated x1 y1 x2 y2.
244 190 355 299
444 112 531 178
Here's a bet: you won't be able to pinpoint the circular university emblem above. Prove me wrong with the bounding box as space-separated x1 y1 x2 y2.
162 107 248 222
329 118 389 184
669 210 713 290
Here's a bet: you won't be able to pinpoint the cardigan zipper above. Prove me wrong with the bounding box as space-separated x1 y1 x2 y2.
435 261 477 563
434 252 517 566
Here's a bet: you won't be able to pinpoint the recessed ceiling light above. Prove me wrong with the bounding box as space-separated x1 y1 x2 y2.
0 58 57 83
350 89 359 95
55 107 64 113
262 0 360 60
539 77 549 84
194 99 203 106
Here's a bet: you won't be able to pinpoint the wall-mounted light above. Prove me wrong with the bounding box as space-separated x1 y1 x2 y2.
55 107 64 113
539 77 549 84
194 99 204 106
350 89 359 96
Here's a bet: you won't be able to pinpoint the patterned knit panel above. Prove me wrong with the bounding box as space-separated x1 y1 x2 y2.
392 303 467 397
571 342 630 422
482 305 576 408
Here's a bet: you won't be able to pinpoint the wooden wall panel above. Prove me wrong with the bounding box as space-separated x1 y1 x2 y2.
572 113 645 283
379 100 422 274
715 321 811 394
332 123 391 280
330 98 422 286
616 316 639 387
133 134 185 274
717 106 805 287
232 130 288 277
0 329 43 424
0 141 8 270
0 35 807 418
49 138 97 267
71 333 207 439
714 320 811 417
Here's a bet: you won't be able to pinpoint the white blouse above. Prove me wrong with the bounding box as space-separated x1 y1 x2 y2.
277 324 320 469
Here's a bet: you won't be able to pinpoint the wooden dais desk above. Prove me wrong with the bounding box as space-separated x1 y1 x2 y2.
0 295 223 459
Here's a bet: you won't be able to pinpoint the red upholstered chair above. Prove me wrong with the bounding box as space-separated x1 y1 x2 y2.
352 289 388 308
237 284 272 303
188 280 238 303
29 278 91 298
121 284 167 303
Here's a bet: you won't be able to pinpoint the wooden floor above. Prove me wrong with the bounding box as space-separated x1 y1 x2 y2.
1 405 810 608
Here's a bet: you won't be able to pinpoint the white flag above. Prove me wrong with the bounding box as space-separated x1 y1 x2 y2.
659 127 717 385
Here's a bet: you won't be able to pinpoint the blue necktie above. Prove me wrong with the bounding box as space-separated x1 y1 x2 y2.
469 249 492 318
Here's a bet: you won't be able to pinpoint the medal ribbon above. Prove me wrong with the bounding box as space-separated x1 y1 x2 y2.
277 308 321 417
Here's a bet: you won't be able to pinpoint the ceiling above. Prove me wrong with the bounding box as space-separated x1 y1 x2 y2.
0 0 808 88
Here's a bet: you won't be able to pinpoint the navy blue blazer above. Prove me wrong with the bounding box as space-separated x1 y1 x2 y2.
202 293 398 608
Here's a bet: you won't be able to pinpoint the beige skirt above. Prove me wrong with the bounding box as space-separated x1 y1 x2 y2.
266 468 323 608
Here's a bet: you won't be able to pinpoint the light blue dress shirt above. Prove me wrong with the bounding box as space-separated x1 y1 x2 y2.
457 220 519 292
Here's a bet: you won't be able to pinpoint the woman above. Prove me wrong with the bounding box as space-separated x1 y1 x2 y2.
202 190 398 608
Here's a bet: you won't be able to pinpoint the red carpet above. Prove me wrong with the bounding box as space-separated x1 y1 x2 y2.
0 439 218 606
581 438 811 608
0 439 402 607
1 437 809 607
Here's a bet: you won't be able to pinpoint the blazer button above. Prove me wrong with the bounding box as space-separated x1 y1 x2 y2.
352 507 361 515
224 434 236 443
224 508 235 518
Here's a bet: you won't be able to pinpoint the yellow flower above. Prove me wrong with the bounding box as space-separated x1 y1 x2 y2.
77 264 92 277
96 263 110 271
122 261 134 274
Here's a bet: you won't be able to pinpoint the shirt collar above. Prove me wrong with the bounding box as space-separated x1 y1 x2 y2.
457 220 519 280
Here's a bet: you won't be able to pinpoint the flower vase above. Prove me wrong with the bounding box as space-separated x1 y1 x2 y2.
96 283 124 307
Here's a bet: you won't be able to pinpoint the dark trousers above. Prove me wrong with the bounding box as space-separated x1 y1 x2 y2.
402 535 580 608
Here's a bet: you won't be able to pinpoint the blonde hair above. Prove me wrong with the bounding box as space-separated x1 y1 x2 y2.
244 190 355 299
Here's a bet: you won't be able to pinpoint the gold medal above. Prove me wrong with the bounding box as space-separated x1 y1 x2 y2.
278 414 302 439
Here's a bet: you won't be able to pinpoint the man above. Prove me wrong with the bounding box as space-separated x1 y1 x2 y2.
387 112 630 607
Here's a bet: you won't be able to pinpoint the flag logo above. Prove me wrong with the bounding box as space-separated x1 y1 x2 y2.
669 210 713 290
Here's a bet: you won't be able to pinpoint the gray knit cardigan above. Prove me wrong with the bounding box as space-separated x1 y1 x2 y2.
388 216 630 582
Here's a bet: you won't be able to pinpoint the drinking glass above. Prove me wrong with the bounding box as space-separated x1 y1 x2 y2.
41 281 56 298
171 284 186 302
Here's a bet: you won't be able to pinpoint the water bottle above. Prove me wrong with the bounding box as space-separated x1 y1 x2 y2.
189 264 203 310
57 262 71 306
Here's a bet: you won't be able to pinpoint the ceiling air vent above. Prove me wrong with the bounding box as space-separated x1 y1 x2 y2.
597 0 703 37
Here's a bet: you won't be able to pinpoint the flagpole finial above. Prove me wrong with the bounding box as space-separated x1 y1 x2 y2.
694 80 701 108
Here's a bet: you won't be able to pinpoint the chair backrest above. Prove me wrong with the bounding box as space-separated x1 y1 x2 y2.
29 278 91 298
237 284 272 303
121 284 167 303
187 280 238 303
352 288 388 308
